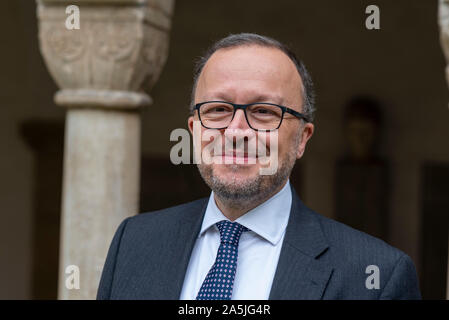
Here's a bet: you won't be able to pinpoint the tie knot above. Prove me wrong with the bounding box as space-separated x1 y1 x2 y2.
216 220 248 246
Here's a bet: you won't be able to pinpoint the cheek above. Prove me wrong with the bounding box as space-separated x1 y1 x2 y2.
201 135 212 149
200 128 221 148
277 130 298 158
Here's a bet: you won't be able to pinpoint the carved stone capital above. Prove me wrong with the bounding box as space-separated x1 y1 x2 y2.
36 0 173 109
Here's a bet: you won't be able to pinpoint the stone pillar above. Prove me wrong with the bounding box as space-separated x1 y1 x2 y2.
439 0 449 99
438 0 449 300
36 0 174 299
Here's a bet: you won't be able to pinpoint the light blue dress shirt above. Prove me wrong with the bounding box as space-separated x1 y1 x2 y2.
179 180 292 300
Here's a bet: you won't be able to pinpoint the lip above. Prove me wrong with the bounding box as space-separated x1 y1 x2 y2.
219 154 258 164
225 152 254 157
221 150 262 157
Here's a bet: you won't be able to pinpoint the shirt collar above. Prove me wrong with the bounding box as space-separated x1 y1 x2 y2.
199 180 292 246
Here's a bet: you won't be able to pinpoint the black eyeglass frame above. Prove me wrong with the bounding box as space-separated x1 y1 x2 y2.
193 100 311 131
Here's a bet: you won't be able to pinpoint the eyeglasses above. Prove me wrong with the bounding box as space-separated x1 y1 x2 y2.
194 101 310 131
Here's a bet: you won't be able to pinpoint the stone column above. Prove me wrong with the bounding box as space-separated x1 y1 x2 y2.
438 0 449 300
36 0 174 299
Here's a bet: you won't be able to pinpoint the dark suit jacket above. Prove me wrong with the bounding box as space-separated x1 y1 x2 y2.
97 185 421 299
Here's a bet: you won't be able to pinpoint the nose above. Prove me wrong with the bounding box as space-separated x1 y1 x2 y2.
227 109 250 130
224 109 255 152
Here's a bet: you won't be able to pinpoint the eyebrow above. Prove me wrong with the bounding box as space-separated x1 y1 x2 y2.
204 92 284 105
250 94 284 105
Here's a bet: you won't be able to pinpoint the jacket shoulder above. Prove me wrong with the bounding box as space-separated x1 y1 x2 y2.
314 211 405 263
128 197 208 226
309 210 420 299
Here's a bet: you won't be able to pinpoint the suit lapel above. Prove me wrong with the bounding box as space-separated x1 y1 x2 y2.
151 185 334 300
156 198 209 299
269 185 334 300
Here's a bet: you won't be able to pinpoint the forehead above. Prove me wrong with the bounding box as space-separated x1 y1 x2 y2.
196 45 303 108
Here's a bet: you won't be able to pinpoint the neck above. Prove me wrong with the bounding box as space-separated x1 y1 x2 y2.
213 180 288 221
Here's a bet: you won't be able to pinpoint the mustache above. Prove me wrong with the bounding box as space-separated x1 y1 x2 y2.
202 128 272 158
211 145 270 158
215 151 259 158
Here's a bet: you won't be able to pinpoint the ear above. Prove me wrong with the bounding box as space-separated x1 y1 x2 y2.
296 122 314 159
188 115 195 135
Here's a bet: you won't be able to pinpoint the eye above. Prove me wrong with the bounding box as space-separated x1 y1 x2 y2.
255 108 273 114
200 103 234 115
211 106 227 112
250 106 279 116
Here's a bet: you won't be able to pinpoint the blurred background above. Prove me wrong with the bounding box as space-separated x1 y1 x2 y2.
0 0 448 299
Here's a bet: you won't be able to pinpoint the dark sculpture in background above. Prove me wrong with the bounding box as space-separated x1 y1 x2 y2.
335 96 389 241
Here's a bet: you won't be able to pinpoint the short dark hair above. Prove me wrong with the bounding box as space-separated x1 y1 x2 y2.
190 33 316 122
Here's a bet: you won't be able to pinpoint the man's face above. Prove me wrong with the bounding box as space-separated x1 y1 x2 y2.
188 45 314 204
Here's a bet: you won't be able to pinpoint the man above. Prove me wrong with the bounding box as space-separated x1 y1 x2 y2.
97 33 421 300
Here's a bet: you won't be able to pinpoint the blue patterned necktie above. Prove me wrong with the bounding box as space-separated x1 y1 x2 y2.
196 220 248 300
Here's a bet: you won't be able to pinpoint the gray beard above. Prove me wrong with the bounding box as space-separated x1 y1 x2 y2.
197 133 301 209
